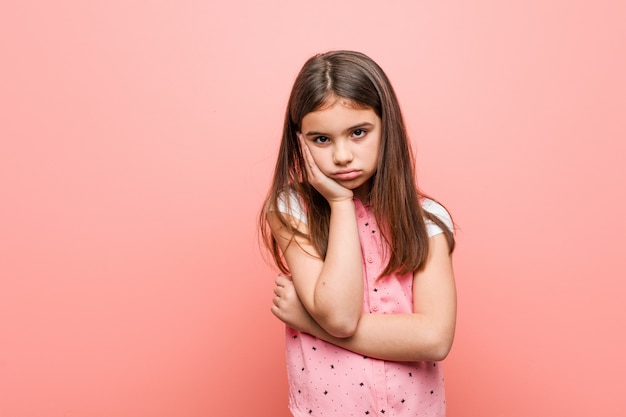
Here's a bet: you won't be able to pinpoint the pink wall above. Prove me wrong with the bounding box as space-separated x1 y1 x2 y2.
1 1 625 416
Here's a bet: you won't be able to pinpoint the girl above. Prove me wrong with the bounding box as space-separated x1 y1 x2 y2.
260 50 457 417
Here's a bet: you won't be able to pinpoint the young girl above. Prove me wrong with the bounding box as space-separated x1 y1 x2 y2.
260 50 457 417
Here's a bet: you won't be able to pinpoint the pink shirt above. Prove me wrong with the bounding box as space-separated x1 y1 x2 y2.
282 197 451 417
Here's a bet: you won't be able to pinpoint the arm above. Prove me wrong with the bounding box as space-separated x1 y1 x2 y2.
267 138 364 338
272 233 456 362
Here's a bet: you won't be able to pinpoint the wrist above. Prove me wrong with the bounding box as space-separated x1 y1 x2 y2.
328 198 355 208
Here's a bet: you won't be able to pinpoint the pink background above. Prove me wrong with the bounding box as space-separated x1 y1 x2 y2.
1 1 625 416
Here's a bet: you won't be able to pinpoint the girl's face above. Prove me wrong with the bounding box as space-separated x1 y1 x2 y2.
299 97 381 201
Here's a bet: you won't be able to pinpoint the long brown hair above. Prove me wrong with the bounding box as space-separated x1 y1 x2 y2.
260 50 454 277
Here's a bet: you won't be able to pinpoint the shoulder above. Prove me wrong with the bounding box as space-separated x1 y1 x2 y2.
276 188 308 224
422 198 454 237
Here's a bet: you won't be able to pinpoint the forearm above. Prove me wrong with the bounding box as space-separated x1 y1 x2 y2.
276 233 457 361
305 312 455 362
312 200 363 337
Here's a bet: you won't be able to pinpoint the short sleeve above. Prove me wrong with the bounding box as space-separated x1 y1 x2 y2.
276 189 308 224
422 198 453 237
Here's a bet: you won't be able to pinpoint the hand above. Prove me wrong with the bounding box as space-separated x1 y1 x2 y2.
271 273 316 333
298 133 353 203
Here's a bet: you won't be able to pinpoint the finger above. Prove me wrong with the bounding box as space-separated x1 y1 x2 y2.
276 274 291 286
271 305 280 319
275 274 284 286
274 283 286 296
298 134 316 175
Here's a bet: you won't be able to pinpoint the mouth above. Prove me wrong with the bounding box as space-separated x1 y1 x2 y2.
333 170 361 181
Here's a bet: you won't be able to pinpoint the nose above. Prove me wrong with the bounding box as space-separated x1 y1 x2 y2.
333 141 353 166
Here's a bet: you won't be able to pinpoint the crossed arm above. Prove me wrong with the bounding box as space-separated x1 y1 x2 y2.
271 232 457 362
270 136 456 360
267 201 364 338
266 135 366 338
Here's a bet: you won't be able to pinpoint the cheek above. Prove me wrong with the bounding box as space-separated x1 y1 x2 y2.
369 141 382 164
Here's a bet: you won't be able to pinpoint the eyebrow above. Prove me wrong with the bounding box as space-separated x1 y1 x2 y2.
304 122 375 137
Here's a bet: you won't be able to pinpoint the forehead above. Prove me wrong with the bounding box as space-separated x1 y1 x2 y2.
301 97 379 132
315 94 369 111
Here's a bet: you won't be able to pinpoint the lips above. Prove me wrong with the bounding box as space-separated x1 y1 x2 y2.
333 170 360 181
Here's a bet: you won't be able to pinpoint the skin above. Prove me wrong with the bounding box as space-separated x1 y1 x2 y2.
268 98 380 338
269 97 457 360
298 97 381 202
272 232 456 362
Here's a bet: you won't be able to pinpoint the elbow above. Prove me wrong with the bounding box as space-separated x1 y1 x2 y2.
313 301 361 338
321 315 360 339
429 339 453 361
423 329 455 361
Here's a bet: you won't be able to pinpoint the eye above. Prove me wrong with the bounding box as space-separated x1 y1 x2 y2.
312 136 331 144
352 129 367 138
